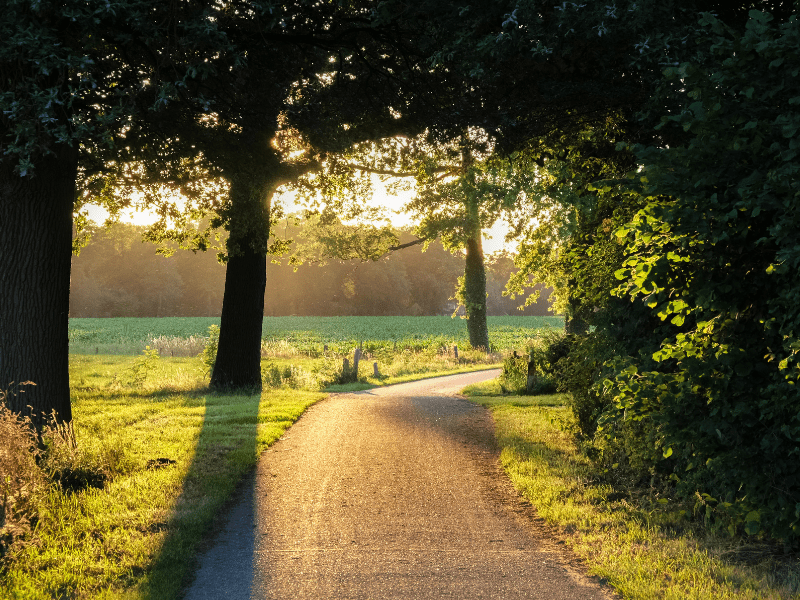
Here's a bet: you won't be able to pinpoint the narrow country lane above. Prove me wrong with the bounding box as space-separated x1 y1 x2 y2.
184 370 614 599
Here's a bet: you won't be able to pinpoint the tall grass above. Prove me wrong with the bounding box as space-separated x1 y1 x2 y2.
0 389 44 562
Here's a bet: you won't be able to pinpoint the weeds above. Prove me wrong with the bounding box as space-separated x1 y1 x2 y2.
0 391 44 561
148 335 207 357
199 324 219 377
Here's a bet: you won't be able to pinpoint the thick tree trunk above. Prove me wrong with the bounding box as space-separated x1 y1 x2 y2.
464 233 489 350
0 147 77 426
209 243 266 390
209 174 271 391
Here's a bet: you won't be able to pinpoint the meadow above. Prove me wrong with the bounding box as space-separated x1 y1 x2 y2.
1 359 326 599
5 315 798 600
68 315 564 356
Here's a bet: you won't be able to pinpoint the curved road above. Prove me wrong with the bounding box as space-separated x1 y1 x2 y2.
184 370 614 599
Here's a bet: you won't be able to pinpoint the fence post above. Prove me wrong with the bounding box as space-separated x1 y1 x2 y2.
526 359 537 394
353 348 361 380
373 362 379 378
453 345 459 360
342 357 349 381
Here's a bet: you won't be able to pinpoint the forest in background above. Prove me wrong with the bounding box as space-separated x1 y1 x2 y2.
70 221 551 318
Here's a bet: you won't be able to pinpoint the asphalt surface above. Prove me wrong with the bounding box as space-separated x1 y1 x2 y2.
183 370 615 599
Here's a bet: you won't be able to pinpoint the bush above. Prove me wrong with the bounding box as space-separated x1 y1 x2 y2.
500 330 568 395
553 333 616 439
199 324 220 377
602 13 800 545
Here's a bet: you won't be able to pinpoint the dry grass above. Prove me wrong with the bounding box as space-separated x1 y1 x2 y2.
147 335 207 357
0 388 45 561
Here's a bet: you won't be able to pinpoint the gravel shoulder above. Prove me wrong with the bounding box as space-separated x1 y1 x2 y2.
183 370 616 599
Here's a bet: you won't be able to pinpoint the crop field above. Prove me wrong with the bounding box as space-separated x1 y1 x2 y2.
68 315 564 355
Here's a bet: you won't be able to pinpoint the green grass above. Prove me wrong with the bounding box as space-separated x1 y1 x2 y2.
1 356 324 599
463 382 800 600
68 315 563 355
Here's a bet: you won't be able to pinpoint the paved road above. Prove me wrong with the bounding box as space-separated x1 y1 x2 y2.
184 370 614 599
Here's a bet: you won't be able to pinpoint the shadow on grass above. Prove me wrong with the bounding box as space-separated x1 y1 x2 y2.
140 388 263 600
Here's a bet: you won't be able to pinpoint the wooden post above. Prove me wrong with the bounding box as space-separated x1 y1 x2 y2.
353 348 361 380
342 357 349 381
373 362 379 378
324 344 328 353
526 359 537 394
453 345 459 360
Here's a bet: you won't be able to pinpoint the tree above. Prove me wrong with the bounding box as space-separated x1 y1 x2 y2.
296 131 533 348
161 1 455 389
0 0 229 425
406 133 531 349
198 3 430 389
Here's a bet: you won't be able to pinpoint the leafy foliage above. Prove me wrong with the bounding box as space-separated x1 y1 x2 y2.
601 11 800 543
499 330 566 396
200 325 220 377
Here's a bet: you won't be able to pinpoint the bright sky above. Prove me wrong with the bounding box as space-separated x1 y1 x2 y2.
83 179 514 255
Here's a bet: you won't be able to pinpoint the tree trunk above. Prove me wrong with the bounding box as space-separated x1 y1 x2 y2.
0 147 77 427
209 243 266 390
564 288 588 335
464 233 490 350
209 174 271 391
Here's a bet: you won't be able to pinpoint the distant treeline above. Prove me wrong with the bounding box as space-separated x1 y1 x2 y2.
70 222 552 318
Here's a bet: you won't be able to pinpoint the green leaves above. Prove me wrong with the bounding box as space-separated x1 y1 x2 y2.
596 10 800 545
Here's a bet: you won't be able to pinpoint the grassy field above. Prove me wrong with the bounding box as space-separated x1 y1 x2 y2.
5 344 798 599
68 315 563 355
463 381 800 600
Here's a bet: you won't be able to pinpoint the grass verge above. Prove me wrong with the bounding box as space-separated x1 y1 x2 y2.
1 356 324 599
463 381 800 600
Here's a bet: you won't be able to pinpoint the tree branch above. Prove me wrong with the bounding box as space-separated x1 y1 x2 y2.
388 236 429 251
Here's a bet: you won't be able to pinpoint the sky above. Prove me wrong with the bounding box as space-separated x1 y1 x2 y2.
84 179 515 255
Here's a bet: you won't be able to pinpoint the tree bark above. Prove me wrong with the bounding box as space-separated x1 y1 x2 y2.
464 233 490 350
0 146 77 426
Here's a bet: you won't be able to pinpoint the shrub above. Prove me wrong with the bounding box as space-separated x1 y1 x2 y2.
553 332 616 440
500 353 528 394
500 330 567 395
199 324 220 377
601 13 800 545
